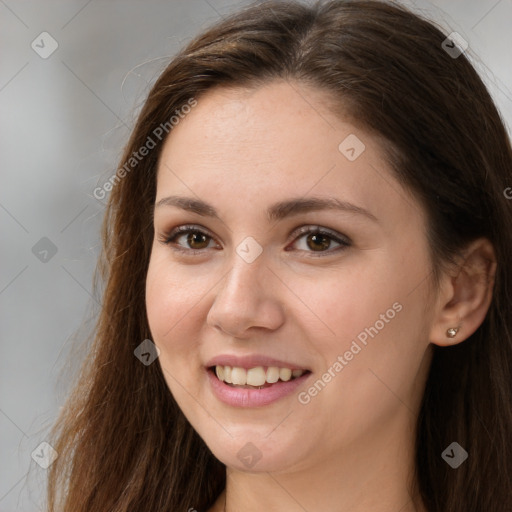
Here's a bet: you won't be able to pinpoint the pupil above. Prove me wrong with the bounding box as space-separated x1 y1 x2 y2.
308 233 329 251
188 232 208 249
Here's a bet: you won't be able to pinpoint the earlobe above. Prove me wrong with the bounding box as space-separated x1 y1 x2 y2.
429 237 497 347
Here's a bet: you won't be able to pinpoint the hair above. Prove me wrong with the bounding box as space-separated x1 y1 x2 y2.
46 1 512 511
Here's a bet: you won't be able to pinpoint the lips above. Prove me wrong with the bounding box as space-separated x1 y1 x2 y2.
205 354 312 407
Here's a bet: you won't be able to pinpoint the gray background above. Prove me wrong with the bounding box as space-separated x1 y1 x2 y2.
1 0 511 510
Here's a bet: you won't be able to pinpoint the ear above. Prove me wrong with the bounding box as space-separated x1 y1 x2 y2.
429 237 497 347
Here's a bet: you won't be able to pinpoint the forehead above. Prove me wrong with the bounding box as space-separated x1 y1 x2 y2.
155 81 421 230
159 81 344 172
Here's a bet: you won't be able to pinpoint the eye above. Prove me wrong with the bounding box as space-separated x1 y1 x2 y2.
287 225 351 257
158 224 219 253
158 224 351 257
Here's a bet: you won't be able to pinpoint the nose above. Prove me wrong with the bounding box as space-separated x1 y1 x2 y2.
206 256 285 339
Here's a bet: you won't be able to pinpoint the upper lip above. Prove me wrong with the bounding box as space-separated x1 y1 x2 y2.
205 354 311 371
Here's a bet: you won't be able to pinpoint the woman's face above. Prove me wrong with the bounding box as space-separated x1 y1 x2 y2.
146 80 437 473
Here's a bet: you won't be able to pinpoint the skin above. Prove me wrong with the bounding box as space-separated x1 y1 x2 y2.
145 80 496 512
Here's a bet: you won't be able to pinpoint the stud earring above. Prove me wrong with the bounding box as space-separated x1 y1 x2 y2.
446 327 459 338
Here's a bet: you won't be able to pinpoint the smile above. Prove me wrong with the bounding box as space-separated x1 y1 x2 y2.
206 365 312 407
214 365 306 387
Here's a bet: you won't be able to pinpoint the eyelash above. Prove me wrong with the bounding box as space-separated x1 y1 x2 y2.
157 224 351 258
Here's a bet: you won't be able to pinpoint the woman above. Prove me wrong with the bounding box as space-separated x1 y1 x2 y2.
46 1 512 511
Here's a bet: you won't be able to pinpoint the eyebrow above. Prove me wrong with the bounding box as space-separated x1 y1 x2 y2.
155 195 378 224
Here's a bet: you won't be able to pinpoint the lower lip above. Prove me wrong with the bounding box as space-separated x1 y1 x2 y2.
206 368 312 407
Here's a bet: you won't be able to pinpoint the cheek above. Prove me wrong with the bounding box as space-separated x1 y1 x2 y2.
145 253 206 341
285 260 398 348
295 304 426 454
145 255 205 379
295 251 431 399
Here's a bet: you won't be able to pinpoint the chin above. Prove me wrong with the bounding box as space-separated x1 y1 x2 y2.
203 430 306 473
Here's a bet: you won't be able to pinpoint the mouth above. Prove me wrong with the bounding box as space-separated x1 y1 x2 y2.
206 364 312 407
208 365 311 389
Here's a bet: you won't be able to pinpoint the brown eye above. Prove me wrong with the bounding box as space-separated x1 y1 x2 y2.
184 231 211 250
305 232 332 252
289 226 351 256
160 225 217 253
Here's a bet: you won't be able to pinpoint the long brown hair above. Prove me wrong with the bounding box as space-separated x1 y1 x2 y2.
46 1 512 510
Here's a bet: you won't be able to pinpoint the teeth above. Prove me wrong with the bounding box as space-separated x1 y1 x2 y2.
214 365 306 386
279 368 292 382
231 367 246 385
266 366 280 383
246 366 266 386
